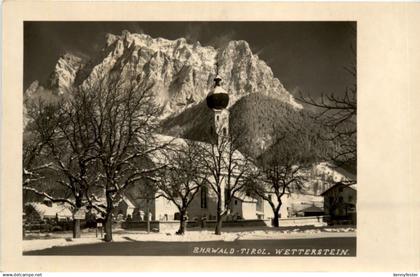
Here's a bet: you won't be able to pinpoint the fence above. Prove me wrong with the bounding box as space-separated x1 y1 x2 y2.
121 217 329 232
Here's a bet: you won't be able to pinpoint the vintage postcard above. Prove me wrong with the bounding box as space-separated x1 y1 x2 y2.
21 20 357 257
1 1 419 272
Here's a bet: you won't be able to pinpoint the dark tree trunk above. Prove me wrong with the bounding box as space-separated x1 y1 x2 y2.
272 213 280 227
73 219 81 238
104 192 113 242
104 215 113 242
215 199 223 235
177 209 187 235
215 215 223 235
73 195 83 239
272 205 281 228
146 200 150 233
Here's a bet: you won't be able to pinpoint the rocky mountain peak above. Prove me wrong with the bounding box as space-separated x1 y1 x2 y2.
25 31 302 118
48 53 83 94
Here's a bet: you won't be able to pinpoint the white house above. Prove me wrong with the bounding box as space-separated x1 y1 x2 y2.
24 198 73 222
321 182 357 224
120 133 264 222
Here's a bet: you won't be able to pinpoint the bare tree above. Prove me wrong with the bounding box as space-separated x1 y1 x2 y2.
153 140 204 235
23 98 60 188
82 77 168 242
23 72 169 241
298 85 356 166
198 129 255 235
23 90 100 238
248 126 321 227
297 29 356 167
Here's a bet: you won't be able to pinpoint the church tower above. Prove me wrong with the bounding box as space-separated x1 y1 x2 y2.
206 70 230 215
206 74 230 144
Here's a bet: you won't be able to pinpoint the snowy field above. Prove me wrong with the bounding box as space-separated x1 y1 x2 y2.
23 227 356 252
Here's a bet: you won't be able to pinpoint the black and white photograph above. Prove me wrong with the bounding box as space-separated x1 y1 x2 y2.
21 21 357 256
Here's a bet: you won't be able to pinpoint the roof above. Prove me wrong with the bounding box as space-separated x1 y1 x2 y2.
90 192 140 210
25 202 73 218
255 161 356 195
150 133 251 175
314 162 356 182
233 193 258 203
321 182 357 196
122 195 136 209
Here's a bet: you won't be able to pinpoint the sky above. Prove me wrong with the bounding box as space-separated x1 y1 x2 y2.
24 21 356 98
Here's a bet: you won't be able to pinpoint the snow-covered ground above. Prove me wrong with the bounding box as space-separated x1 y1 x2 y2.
23 227 356 252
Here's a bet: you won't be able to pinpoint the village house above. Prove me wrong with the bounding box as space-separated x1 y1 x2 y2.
254 162 355 225
98 157 359 230
118 166 347 228
24 198 73 222
321 182 357 225
119 133 264 223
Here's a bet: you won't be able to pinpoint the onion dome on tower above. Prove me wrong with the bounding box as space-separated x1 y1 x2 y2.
206 75 229 110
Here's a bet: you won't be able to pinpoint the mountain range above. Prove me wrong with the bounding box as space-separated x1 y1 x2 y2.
25 30 301 113
25 30 354 196
24 31 337 179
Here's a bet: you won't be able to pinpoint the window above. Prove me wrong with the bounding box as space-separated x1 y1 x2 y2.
216 115 219 121
234 200 238 205
201 186 208 208
222 127 227 136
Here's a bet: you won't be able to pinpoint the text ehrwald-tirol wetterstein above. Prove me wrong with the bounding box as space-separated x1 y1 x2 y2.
192 247 351 256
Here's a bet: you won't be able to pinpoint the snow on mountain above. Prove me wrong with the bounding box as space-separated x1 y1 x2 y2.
48 53 83 94
25 30 302 119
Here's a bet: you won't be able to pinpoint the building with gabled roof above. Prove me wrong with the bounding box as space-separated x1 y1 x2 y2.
24 198 73 222
321 182 357 224
122 133 263 222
